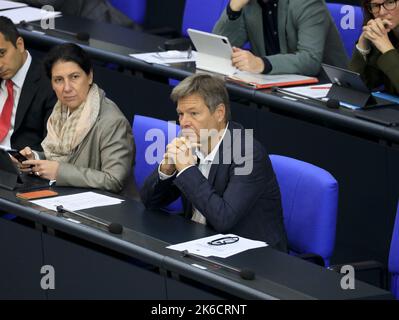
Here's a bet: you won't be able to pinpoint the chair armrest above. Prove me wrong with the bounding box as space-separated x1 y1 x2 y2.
145 27 180 38
328 260 384 272
163 38 191 51
328 260 388 289
296 253 326 267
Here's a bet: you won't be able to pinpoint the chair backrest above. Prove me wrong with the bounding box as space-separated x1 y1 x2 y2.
110 0 147 25
132 115 182 213
326 3 364 58
388 202 399 299
270 155 339 266
181 0 229 37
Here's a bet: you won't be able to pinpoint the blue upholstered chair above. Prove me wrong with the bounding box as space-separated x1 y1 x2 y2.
132 115 182 213
388 203 399 299
327 3 364 57
330 202 399 299
1 213 16 220
181 0 229 37
270 155 339 267
110 0 147 25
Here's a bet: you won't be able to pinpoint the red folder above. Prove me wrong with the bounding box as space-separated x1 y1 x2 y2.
226 73 319 89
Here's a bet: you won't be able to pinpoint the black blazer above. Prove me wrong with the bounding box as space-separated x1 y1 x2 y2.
20 0 137 28
9 59 56 151
141 121 288 251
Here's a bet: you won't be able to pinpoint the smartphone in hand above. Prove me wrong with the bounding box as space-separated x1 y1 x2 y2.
7 149 28 163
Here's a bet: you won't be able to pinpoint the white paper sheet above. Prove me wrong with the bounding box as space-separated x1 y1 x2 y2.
167 234 268 258
129 50 197 66
31 192 124 212
0 6 61 24
0 0 27 10
284 83 332 99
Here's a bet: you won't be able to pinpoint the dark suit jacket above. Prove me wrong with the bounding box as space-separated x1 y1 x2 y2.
20 0 137 28
141 121 288 251
8 59 56 151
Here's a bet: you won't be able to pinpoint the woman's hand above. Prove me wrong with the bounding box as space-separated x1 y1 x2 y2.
11 147 36 172
362 18 395 54
22 159 60 181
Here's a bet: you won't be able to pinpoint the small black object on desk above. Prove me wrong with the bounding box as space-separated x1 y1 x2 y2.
56 205 123 234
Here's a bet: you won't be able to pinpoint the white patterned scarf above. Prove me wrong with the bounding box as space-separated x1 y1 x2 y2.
41 84 101 162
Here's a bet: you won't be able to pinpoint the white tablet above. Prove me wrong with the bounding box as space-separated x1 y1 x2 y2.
187 28 236 76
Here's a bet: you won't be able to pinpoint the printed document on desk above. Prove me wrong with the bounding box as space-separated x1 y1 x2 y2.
167 234 268 258
31 191 124 212
0 6 61 24
284 83 332 99
130 50 197 66
0 0 27 11
227 71 318 89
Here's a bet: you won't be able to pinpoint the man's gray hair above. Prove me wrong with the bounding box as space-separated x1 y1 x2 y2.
170 74 231 121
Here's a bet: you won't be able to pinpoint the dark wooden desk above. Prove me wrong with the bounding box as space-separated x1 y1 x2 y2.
0 187 393 300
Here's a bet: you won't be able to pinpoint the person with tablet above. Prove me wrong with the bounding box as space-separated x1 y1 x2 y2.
349 0 399 95
212 0 348 75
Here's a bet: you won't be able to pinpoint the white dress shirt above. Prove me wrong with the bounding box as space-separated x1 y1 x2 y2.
159 123 229 225
0 51 32 149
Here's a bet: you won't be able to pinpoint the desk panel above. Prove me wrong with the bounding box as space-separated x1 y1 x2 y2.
43 233 166 299
0 218 46 299
0 189 393 300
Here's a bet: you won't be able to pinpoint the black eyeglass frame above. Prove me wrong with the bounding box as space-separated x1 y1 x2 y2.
367 0 398 14
207 236 240 246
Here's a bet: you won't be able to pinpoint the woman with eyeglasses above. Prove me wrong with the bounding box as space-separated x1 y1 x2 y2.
349 0 399 94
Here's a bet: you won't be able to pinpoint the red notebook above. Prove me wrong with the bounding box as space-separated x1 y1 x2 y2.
226 72 318 89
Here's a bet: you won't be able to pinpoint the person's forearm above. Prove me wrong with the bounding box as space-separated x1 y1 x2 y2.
377 49 399 93
56 162 125 193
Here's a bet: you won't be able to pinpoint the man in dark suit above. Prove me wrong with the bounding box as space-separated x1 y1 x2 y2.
140 74 288 251
0 17 56 151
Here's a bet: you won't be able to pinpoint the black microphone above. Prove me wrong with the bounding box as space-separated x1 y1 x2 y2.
20 20 90 42
271 86 340 109
56 205 123 234
326 98 340 109
182 250 255 280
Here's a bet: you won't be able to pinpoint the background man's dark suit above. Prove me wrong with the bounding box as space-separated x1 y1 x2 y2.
9 60 56 151
18 0 137 29
141 121 288 251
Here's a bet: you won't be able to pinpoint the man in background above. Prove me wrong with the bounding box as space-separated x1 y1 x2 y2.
0 16 55 151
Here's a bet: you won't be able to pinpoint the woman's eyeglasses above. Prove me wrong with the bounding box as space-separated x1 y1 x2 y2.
207 236 239 246
367 0 398 14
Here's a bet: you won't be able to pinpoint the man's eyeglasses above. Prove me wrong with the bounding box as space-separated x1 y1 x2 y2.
208 236 239 246
367 0 398 14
